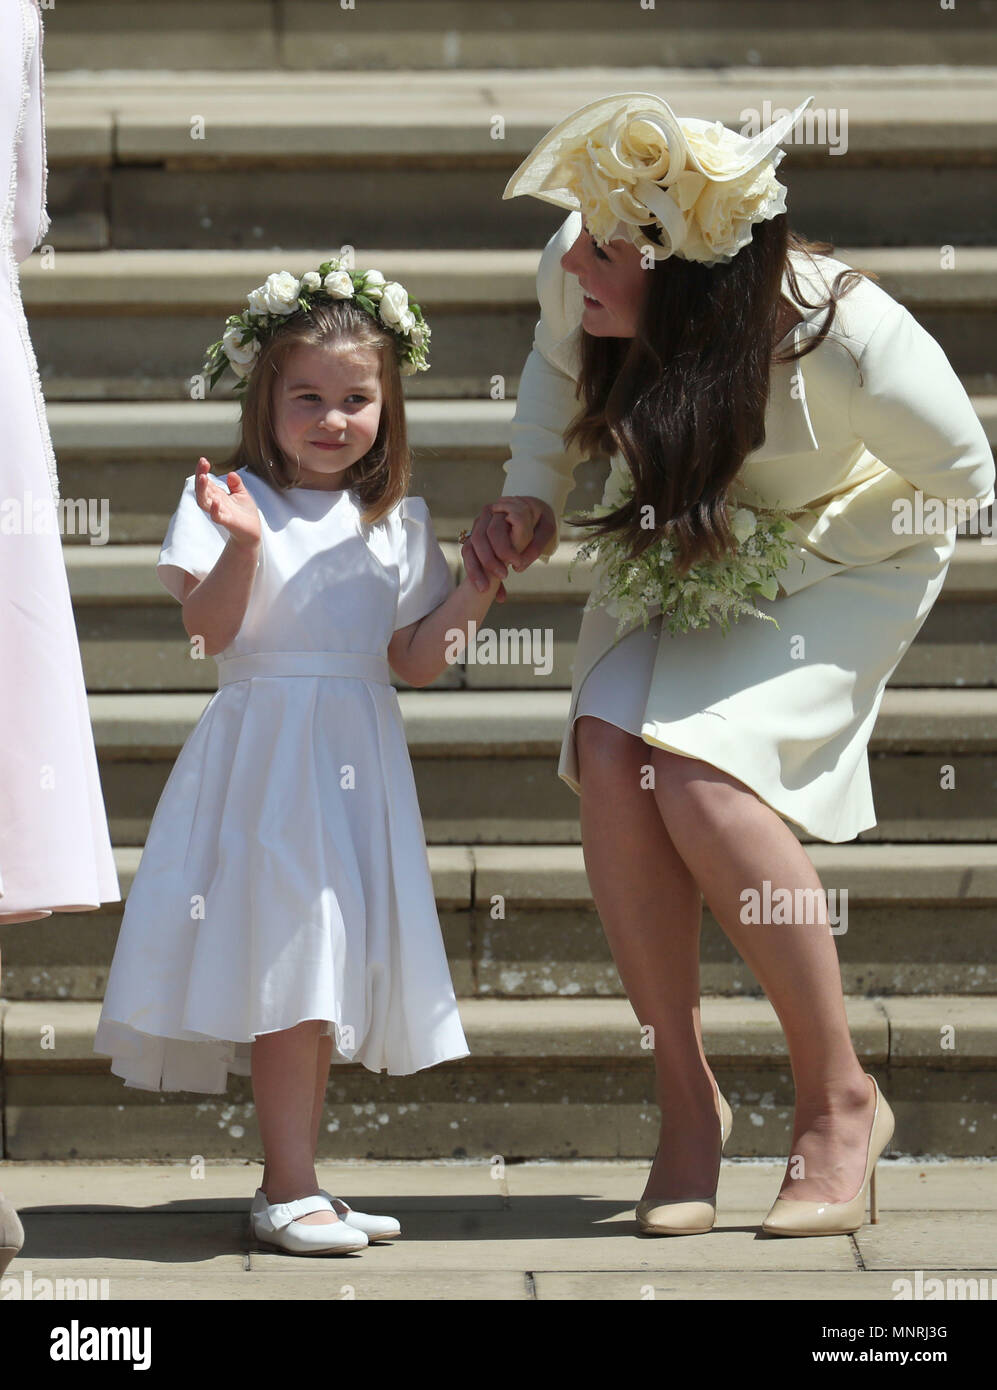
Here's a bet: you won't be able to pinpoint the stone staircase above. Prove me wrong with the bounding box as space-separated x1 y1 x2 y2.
2 2 995 1163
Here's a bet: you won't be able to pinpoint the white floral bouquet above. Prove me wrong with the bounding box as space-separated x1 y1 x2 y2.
567 473 799 638
201 259 431 393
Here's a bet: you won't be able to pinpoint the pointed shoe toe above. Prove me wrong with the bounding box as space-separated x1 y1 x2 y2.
635 1085 734 1236
636 1197 717 1236
760 1074 895 1238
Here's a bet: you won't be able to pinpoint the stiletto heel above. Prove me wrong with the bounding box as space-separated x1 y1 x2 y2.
635 1077 732 1236
760 1073 894 1237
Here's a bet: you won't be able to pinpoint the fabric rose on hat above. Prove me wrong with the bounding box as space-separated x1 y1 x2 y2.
686 163 786 262
680 119 750 178
550 107 789 265
680 124 788 262
555 148 628 245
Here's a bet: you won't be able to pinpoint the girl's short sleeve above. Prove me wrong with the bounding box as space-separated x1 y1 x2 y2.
157 473 230 602
393 495 455 631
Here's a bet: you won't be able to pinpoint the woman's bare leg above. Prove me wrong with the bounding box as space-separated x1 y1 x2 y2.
649 748 877 1205
252 1020 340 1224
575 716 726 1200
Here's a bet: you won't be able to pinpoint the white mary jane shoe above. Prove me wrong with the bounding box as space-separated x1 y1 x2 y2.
251 1190 368 1255
318 1189 401 1242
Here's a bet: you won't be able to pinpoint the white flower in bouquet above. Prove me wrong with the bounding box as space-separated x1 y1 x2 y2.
730 507 757 543
568 476 797 637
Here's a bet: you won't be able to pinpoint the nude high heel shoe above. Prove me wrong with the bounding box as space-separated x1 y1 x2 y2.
635 1078 733 1236
0 1194 25 1275
760 1073 894 1237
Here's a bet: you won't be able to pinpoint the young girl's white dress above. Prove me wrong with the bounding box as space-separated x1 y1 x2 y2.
93 468 470 1093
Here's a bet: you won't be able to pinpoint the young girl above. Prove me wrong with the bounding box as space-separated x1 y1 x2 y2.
93 261 523 1255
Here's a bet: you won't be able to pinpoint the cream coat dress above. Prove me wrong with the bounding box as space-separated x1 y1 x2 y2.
502 211 995 843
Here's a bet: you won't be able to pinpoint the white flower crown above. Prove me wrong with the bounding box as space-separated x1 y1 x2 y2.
201 259 431 392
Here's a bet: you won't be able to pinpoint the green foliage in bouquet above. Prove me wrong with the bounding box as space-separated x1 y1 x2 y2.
567 474 799 638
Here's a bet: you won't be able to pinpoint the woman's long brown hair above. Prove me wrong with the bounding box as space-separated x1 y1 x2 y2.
563 216 877 574
216 299 411 526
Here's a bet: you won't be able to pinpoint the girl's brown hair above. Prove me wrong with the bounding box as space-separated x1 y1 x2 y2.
563 216 878 574
217 299 410 525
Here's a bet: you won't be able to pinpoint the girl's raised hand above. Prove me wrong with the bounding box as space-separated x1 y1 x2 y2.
194 458 261 550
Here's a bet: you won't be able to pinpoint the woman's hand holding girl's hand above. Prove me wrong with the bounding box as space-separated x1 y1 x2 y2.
461 496 555 602
195 457 261 550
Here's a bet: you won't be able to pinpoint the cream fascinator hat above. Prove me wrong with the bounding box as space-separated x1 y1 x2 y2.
504 92 814 265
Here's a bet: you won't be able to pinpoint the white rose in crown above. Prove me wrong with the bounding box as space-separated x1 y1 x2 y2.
221 325 261 377
378 282 411 328
730 507 758 544
361 269 386 300
300 271 322 291
246 271 301 317
323 270 355 299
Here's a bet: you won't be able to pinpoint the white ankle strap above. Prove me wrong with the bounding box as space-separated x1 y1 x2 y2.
267 1195 334 1228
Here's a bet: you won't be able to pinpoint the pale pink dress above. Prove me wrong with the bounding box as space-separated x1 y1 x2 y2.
0 0 119 923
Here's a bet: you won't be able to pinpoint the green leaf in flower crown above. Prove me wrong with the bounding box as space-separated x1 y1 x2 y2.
356 294 377 316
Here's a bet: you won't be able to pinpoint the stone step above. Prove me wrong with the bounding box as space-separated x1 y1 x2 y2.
1 844 992 1004
39 4 997 71
45 395 997 544
21 248 997 398
75 688 997 844
41 68 997 250
2 995 993 1159
61 539 997 693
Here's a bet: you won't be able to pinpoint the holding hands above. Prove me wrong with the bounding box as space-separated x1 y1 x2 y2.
195 457 261 551
461 496 556 601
